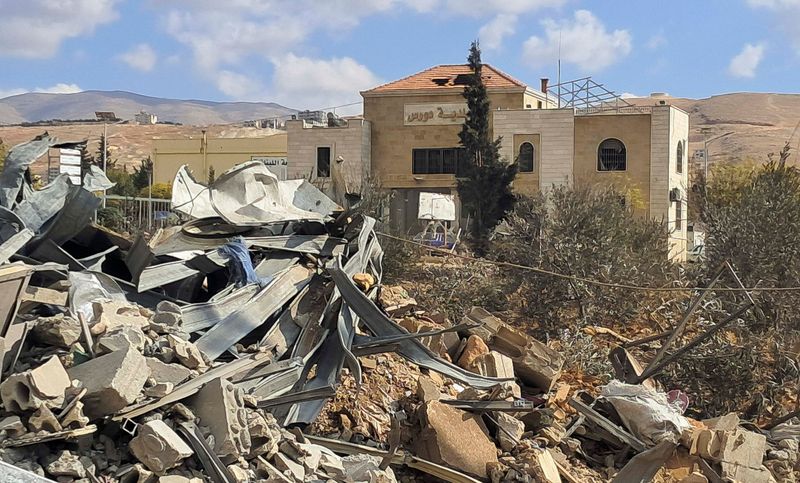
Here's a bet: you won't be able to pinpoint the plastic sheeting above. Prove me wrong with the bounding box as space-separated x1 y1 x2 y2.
601 380 692 446
217 236 271 288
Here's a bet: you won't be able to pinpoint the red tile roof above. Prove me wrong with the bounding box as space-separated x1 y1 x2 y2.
362 64 527 94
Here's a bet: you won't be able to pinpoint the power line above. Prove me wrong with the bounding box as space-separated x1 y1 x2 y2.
376 231 800 293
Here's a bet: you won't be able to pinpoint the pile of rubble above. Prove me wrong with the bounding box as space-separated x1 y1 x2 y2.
0 134 795 483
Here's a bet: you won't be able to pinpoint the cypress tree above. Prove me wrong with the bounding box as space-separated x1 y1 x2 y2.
457 41 518 255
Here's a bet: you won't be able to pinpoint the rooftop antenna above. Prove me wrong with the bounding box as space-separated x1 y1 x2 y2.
557 30 562 108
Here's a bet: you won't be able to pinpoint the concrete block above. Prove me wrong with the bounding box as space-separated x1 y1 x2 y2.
0 356 70 413
274 452 305 481
190 377 250 462
94 300 150 332
45 450 86 479
475 351 515 378
717 429 766 469
95 325 147 354
129 420 194 474
67 345 150 419
145 358 192 386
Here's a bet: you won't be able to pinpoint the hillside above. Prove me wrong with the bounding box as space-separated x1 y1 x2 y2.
0 90 296 125
626 92 800 167
0 124 284 168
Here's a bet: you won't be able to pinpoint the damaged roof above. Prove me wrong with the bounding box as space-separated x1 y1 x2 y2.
361 63 527 95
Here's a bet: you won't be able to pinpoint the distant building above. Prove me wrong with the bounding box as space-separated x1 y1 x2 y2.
135 111 158 125
297 110 326 126
152 132 287 184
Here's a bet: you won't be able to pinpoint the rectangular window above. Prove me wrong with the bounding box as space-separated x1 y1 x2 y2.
412 148 465 174
316 147 331 178
675 202 682 230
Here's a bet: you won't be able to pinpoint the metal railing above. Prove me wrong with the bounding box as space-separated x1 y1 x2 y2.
102 195 177 234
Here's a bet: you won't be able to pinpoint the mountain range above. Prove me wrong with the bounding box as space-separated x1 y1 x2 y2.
0 90 296 125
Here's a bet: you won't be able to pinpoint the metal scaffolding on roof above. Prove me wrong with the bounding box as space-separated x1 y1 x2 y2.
548 77 651 114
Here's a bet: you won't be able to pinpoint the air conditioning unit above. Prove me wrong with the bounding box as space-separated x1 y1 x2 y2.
669 188 682 202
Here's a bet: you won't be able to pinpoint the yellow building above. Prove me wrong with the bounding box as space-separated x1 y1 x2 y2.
152 132 287 184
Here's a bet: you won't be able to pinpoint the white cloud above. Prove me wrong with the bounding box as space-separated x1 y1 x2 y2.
155 0 563 103
728 43 766 78
0 0 119 58
271 54 382 110
620 92 640 99
522 10 632 72
118 43 157 72
215 71 264 99
0 83 82 99
479 14 517 50
747 0 800 53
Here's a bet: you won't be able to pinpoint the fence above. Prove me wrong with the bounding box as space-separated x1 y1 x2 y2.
102 195 176 234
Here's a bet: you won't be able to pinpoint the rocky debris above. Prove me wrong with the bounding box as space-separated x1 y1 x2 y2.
190 377 251 462
341 453 397 483
378 285 417 316
93 300 151 332
67 345 150 419
167 334 206 370
353 272 376 291
0 140 791 483
129 420 194 473
45 450 87 479
463 307 565 391
27 406 62 432
0 356 70 413
494 412 525 452
95 325 148 354
415 400 498 478
415 375 440 402
30 314 81 348
457 334 490 372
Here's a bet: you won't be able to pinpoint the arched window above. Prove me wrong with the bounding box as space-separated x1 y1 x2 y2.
676 140 684 174
519 142 534 172
598 138 627 171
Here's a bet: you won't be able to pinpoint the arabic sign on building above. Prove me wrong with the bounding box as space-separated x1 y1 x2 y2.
252 156 288 180
404 103 467 126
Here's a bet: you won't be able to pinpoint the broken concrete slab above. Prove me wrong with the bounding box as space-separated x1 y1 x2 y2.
30 314 81 348
415 400 497 478
67 345 150 419
378 285 416 316
0 356 70 413
145 358 192 386
190 377 251 462
129 420 194 474
463 307 564 391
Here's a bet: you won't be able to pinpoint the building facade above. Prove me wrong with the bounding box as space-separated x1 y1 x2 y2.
358 64 688 259
153 132 287 185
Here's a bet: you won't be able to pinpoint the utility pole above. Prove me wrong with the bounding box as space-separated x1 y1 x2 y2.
102 122 107 208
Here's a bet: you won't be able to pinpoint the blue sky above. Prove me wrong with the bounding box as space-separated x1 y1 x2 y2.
1 0 798 111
